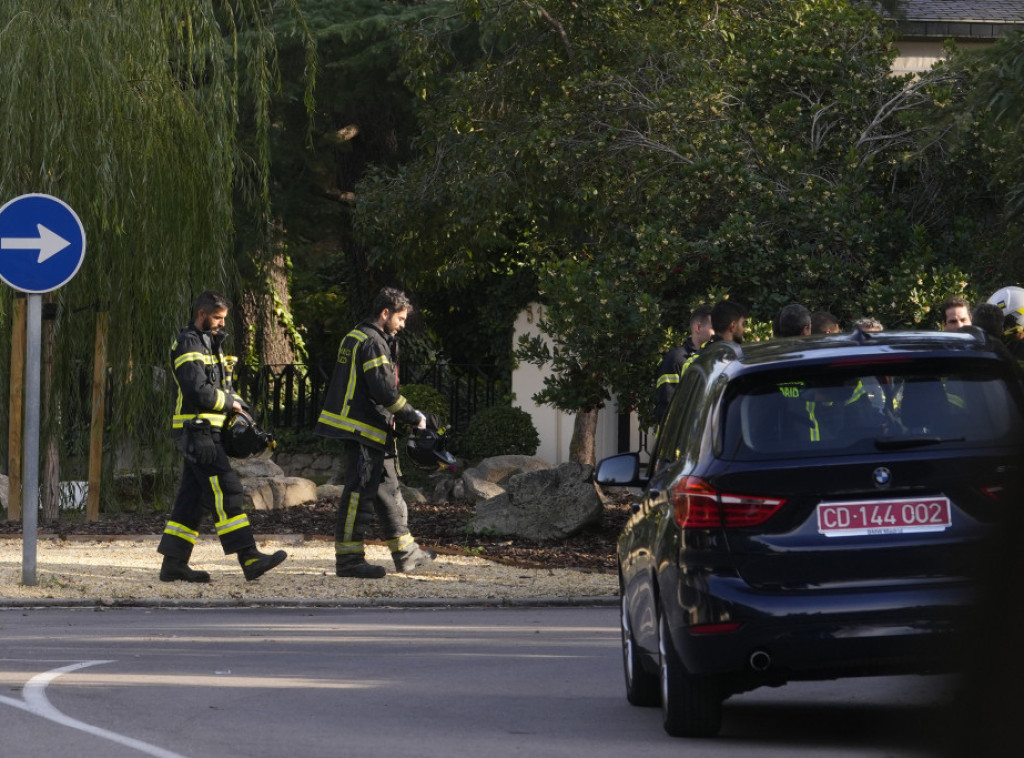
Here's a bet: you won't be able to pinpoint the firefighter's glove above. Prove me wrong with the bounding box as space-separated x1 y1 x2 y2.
185 418 217 465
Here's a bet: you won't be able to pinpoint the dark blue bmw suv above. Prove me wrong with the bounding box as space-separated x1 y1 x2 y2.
596 328 1024 737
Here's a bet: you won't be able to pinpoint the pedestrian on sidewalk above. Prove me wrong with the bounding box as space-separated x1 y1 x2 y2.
157 290 287 583
315 287 437 578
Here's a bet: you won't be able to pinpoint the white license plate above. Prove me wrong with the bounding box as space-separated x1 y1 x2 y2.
817 496 952 537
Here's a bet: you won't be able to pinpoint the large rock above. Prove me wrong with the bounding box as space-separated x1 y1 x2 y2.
467 461 603 541
462 455 551 501
233 457 319 511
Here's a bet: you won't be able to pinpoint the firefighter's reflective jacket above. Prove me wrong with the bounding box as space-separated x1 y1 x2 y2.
170 324 240 437
315 319 422 451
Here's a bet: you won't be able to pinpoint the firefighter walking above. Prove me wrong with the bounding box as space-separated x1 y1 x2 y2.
157 290 286 583
316 287 437 578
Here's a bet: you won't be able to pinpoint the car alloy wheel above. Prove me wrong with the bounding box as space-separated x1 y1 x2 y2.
621 593 659 707
658 614 723 737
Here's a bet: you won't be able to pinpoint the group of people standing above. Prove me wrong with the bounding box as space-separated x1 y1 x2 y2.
654 287 1024 426
157 286 439 584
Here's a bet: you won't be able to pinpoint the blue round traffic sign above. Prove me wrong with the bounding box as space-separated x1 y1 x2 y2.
0 193 86 293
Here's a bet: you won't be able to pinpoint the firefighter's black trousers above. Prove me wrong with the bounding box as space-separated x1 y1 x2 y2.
158 434 256 561
334 440 415 560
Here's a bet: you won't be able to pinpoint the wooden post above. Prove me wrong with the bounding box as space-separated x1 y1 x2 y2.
86 310 109 522
7 296 25 520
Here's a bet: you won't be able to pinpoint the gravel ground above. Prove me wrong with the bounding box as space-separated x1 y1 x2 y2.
0 538 617 606
0 499 627 606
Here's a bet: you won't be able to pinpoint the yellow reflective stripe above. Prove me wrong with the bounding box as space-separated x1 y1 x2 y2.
806 401 820 442
212 390 227 412
335 541 363 556
174 352 219 369
341 492 360 542
387 534 415 553
163 521 199 544
172 413 227 429
947 392 966 409
215 514 251 537
656 373 680 390
386 396 408 414
209 476 227 522
844 380 867 406
363 355 390 372
316 410 387 445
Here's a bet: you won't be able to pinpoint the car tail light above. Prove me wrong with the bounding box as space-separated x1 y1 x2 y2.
671 476 785 529
980 485 1004 503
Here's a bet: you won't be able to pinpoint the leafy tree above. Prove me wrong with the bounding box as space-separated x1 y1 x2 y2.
0 1 311 512
260 0 460 366
959 31 1024 274
356 1 1016 459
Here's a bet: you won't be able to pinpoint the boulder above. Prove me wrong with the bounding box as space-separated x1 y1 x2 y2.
316 484 345 500
467 461 604 541
233 457 318 511
462 455 551 502
232 457 285 479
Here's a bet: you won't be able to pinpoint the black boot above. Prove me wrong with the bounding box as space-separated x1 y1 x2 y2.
238 548 287 581
160 556 211 584
335 556 387 579
393 545 437 574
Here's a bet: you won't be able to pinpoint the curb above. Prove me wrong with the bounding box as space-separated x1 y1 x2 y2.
0 595 619 610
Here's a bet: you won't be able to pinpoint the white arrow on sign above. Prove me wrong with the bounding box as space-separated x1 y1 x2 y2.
1 223 71 263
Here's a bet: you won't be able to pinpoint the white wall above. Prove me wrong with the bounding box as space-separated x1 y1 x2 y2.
511 304 643 465
893 40 987 75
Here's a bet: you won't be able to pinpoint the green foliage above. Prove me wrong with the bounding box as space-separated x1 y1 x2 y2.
401 383 451 425
262 0 457 365
357 0 1018 427
0 1 310 511
456 404 539 460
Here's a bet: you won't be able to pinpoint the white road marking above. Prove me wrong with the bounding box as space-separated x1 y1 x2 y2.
0 660 191 758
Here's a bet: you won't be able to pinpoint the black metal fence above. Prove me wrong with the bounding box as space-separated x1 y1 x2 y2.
233 363 506 433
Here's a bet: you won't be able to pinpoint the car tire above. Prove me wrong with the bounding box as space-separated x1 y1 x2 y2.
658 614 723 738
621 593 660 707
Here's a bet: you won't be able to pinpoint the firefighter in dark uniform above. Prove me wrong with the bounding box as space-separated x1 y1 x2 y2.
654 305 713 425
157 290 287 583
315 287 437 578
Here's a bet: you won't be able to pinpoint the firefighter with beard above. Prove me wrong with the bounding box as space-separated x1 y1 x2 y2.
315 287 438 578
157 290 287 583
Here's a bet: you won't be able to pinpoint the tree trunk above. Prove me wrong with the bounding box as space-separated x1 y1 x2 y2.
569 408 598 466
238 246 297 367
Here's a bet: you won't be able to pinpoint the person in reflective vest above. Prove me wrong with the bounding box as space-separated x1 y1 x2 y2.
157 290 287 583
654 305 713 425
315 287 437 578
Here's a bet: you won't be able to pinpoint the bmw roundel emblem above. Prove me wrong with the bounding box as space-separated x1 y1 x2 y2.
872 467 891 488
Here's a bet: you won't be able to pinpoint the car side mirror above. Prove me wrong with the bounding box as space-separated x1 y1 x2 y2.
594 452 647 488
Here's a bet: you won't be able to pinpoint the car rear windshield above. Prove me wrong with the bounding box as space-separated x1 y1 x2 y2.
719 358 1024 460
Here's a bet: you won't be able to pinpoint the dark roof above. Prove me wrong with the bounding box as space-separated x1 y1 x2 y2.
885 1 1024 39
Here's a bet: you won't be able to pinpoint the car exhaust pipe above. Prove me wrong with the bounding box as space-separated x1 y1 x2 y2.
749 650 772 672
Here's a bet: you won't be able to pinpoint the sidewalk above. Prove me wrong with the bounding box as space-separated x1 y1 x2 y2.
0 535 617 608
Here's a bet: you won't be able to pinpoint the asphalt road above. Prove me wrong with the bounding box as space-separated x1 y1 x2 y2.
0 605 954 757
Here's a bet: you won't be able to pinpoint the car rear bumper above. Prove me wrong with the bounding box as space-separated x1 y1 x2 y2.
667 575 977 681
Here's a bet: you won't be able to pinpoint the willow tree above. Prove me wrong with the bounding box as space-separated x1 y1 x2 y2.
0 1 313 514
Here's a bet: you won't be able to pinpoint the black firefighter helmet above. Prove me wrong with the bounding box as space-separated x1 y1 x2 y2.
406 427 456 469
222 409 275 459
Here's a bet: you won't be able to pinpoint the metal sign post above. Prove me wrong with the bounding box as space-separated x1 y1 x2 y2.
0 193 86 586
21 295 41 584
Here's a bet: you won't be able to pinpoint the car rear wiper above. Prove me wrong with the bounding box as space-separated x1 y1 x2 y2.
874 436 966 450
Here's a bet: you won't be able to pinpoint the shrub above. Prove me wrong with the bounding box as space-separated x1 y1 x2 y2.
401 383 451 426
456 404 539 460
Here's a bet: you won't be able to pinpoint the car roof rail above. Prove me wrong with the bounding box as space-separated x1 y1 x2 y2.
850 326 879 344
